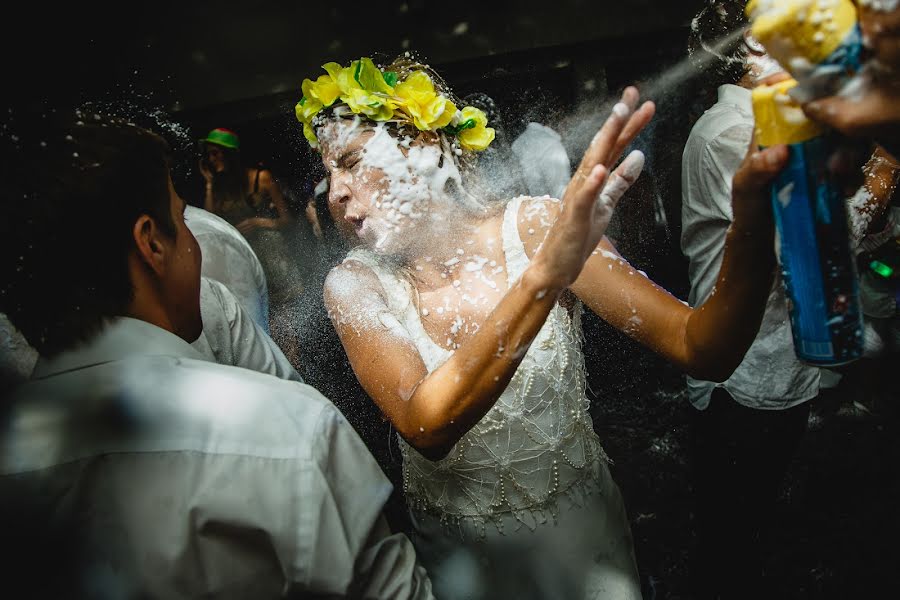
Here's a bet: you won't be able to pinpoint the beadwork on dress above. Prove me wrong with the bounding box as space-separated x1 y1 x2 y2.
346 196 611 538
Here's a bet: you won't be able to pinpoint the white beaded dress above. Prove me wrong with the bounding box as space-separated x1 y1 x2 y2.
346 197 642 599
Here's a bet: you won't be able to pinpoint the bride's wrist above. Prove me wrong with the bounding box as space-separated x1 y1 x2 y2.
522 259 569 300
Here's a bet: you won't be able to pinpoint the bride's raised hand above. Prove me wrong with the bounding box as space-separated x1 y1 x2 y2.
531 86 655 290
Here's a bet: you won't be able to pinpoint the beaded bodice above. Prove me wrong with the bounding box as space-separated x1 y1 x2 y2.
346 197 608 529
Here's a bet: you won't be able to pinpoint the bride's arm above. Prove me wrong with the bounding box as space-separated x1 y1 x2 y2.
325 89 654 460
518 140 789 382
325 258 562 461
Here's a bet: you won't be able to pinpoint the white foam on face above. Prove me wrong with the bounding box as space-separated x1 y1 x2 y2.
319 118 477 255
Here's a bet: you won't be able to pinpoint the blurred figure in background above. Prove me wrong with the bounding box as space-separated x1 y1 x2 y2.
199 127 305 307
511 120 572 200
463 92 528 201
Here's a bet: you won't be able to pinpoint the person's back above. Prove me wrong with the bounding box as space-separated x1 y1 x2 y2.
1 317 429 598
0 113 432 599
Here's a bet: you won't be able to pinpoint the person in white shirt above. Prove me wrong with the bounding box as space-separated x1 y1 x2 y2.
682 3 897 597
185 205 270 331
511 121 572 200
1 276 297 391
0 113 433 599
682 4 819 598
193 276 299 381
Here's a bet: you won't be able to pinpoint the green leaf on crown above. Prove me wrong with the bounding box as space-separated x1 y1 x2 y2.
442 119 477 135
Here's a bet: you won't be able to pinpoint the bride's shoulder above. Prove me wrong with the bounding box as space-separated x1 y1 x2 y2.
324 256 387 307
507 195 562 258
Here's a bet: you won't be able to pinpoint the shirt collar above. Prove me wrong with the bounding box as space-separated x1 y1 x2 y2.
717 84 752 110
31 317 206 379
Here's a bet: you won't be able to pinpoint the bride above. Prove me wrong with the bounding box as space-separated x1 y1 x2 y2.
296 57 788 599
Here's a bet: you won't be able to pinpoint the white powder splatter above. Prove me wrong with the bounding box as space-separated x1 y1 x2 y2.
598 150 645 210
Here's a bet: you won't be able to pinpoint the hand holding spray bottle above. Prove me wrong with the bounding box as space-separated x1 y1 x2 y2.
746 0 865 365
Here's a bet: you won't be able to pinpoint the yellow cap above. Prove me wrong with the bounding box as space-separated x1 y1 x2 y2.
752 78 825 146
746 0 857 67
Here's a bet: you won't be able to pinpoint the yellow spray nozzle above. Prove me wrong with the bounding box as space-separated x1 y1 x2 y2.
752 78 826 146
746 0 857 67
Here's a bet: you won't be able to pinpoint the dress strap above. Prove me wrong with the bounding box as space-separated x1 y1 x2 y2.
501 196 532 283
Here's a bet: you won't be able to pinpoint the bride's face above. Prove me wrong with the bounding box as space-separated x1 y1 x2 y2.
319 118 462 256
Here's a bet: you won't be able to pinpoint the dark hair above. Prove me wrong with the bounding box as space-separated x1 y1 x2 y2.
0 112 175 356
688 1 752 88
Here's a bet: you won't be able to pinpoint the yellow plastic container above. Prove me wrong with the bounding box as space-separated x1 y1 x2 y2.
752 78 825 147
746 0 858 68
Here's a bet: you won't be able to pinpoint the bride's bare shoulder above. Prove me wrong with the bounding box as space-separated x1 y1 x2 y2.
510 195 562 258
324 259 386 307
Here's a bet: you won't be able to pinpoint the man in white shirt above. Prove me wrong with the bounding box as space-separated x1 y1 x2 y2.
1 276 297 390
682 3 818 597
185 205 270 331
0 114 433 598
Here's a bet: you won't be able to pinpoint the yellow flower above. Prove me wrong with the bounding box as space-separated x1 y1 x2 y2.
342 87 397 121
456 106 495 151
395 71 457 131
324 58 397 121
295 92 323 124
351 58 395 95
302 122 318 148
303 72 341 107
295 94 323 147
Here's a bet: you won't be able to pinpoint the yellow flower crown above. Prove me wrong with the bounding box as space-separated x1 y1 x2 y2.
295 57 496 152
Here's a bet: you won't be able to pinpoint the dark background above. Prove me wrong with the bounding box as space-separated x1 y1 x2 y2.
4 1 898 598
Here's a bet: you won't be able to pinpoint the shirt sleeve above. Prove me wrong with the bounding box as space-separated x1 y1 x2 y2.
196 232 270 332
682 123 753 307
296 404 434 599
195 278 301 383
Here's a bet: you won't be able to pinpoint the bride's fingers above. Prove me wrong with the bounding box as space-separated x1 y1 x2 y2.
621 86 640 113
609 101 655 164
598 150 646 211
569 164 610 222
574 94 632 183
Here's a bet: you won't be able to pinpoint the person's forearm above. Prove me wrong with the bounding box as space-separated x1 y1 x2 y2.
404 265 561 460
683 212 776 382
203 182 215 213
861 147 900 236
256 217 282 230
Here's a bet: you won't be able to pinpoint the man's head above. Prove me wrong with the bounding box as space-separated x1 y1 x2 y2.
689 1 753 86
0 113 202 356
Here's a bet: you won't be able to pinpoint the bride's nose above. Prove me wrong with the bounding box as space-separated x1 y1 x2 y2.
328 176 351 209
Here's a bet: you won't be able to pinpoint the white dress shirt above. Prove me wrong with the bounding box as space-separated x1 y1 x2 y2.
511 122 572 200
0 317 433 598
192 277 299 382
1 278 295 389
185 206 269 332
681 84 820 410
